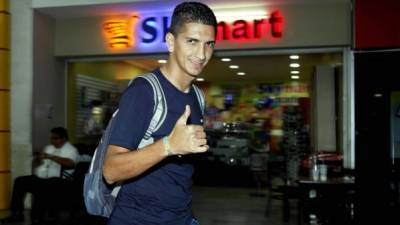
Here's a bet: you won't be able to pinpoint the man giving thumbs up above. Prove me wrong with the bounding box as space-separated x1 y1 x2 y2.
167 105 209 156
102 2 216 225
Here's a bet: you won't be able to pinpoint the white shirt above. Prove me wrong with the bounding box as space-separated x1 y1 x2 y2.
34 142 79 179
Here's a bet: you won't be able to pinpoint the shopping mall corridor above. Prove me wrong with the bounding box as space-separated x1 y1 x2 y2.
0 186 297 225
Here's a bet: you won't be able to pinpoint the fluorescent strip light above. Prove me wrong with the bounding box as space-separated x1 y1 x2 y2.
196 78 205 82
221 58 231 62
237 72 246 76
158 59 167 64
290 71 300 74
229 65 239 69
291 75 300 79
290 63 300 68
290 55 300 60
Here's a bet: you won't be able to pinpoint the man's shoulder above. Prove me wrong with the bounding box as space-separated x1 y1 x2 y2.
122 73 158 99
63 142 79 153
128 69 161 87
119 70 162 107
44 144 55 153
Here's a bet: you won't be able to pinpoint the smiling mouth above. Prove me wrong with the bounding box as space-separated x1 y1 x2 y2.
188 62 204 77
193 63 203 70
191 60 205 70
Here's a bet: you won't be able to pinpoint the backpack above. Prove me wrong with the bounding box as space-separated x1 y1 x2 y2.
83 72 205 218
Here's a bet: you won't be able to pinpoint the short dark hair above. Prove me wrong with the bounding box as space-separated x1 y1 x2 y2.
51 127 69 140
169 1 217 36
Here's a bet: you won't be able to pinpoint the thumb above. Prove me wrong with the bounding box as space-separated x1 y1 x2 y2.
176 105 191 125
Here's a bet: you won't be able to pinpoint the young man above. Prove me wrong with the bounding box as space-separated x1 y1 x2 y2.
103 2 217 225
2 127 79 224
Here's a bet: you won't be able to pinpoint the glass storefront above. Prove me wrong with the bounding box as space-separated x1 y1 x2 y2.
67 51 344 183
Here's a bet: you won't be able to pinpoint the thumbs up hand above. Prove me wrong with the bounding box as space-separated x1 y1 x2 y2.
176 104 191 126
167 105 209 156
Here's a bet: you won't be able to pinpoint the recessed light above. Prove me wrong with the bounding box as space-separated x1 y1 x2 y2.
291 71 300 74
291 75 300 79
196 77 205 82
290 63 300 68
229 65 239 69
290 55 300 59
237 72 246 76
221 58 231 62
158 59 167 64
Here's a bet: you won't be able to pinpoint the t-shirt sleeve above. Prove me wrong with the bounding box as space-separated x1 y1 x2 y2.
109 77 154 150
44 145 53 154
61 144 80 164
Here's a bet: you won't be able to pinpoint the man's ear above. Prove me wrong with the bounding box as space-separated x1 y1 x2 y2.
165 32 175 53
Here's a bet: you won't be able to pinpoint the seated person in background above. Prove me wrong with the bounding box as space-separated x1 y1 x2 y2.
1 127 79 224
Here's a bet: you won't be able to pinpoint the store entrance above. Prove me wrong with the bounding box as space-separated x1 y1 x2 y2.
68 51 343 179
67 50 344 224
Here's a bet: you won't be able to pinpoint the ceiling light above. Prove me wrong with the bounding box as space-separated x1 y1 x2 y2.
229 65 239 69
374 93 383 98
221 58 231 62
196 78 205 82
158 59 167 64
290 63 300 68
237 72 246 76
291 75 300 79
290 55 300 59
291 71 300 74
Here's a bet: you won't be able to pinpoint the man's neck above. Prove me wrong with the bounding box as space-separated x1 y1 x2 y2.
54 141 66 149
160 64 193 93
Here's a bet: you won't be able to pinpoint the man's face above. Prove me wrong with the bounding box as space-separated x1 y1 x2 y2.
168 22 215 77
50 133 65 148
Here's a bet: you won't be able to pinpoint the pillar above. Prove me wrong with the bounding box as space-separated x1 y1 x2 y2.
0 0 10 210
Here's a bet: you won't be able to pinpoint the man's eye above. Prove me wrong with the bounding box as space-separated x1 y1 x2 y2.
187 39 196 45
207 42 215 48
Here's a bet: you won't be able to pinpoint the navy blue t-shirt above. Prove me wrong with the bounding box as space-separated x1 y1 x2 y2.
107 69 203 225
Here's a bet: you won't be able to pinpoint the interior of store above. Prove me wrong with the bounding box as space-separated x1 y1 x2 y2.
66 51 343 186
11 48 348 225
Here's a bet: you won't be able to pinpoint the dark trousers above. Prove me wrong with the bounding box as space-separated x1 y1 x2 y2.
11 175 43 218
10 175 67 222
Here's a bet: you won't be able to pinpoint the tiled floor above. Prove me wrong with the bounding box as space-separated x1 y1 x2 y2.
0 186 298 225
192 186 298 225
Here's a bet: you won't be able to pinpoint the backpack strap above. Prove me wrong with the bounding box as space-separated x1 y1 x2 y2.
127 74 205 148
88 110 119 174
137 73 167 140
192 84 206 116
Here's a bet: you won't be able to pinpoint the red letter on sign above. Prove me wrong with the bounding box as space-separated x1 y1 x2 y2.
269 10 283 38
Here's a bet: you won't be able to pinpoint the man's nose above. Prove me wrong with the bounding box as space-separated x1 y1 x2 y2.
195 44 206 61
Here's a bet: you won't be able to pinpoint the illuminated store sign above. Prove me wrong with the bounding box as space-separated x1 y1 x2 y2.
217 10 283 41
103 10 284 50
103 15 139 48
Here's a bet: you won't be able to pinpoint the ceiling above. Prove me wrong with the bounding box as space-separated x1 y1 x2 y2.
201 52 342 83
35 0 351 19
123 52 342 83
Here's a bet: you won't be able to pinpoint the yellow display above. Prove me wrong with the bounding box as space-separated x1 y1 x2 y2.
0 0 10 211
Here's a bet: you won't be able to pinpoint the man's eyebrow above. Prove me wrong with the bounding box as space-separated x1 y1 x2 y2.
185 37 199 41
185 36 215 43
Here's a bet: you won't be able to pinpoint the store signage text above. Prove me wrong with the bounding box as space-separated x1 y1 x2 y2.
103 10 284 49
217 10 283 41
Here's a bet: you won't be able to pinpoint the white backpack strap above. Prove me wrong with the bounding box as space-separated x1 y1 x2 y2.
138 73 167 140
192 84 205 116
88 108 120 174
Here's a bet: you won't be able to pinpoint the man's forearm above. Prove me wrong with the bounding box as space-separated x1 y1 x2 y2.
46 154 75 169
103 139 168 184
